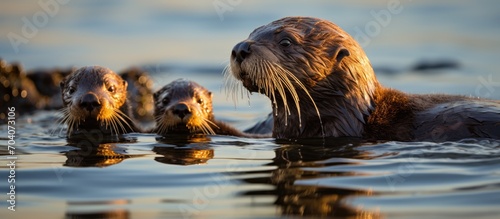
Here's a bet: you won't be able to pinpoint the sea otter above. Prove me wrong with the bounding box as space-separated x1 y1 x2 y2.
153 79 253 137
59 66 141 138
225 16 500 141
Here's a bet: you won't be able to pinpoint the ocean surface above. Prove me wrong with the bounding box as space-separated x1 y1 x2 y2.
1 0 500 218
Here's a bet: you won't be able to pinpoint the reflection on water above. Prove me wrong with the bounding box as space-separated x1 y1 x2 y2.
1 121 500 218
65 143 137 167
154 135 214 165
62 131 140 167
250 138 383 218
66 200 130 219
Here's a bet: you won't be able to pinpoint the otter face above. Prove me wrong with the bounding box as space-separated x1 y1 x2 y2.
153 79 214 135
226 17 351 131
228 17 353 92
59 66 131 135
225 16 378 138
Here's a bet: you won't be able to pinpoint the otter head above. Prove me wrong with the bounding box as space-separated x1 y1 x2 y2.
60 66 132 135
153 79 215 135
226 16 379 139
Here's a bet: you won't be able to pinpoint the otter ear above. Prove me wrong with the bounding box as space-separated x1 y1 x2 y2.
336 48 350 63
328 46 350 63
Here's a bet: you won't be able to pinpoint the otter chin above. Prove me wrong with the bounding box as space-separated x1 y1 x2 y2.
225 16 500 141
59 66 141 137
153 79 251 137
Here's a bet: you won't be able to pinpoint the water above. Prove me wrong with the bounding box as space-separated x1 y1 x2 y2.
1 1 500 218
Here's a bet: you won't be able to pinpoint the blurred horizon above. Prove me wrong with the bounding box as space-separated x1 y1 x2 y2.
1 0 499 99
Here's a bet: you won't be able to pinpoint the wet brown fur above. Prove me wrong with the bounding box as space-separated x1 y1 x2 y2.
227 16 500 141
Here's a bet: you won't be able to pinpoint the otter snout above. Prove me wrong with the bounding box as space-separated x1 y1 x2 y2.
172 103 191 119
79 93 101 112
231 41 252 64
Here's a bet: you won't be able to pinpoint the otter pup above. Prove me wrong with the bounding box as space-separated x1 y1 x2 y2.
153 79 250 137
59 66 141 137
225 16 500 141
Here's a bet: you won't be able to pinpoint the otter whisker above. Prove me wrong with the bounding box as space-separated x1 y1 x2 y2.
53 108 70 136
270 62 294 117
105 117 114 135
154 114 177 135
113 116 127 134
109 116 120 135
100 116 112 135
193 123 206 135
223 65 237 102
274 67 290 117
204 118 218 128
108 117 116 135
275 64 325 137
232 56 325 137
106 110 126 135
154 116 164 134
254 60 294 125
223 64 251 106
61 107 81 137
154 116 166 134
202 118 217 135
156 117 171 135
273 62 302 125
185 107 215 135
111 114 125 134
67 116 77 137
251 60 279 114
102 116 111 134
114 117 126 135
118 115 131 134
198 120 214 135
114 109 135 133
65 117 77 137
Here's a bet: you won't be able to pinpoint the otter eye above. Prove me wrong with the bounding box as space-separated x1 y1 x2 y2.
68 86 76 95
108 85 116 93
279 39 292 47
197 98 204 105
162 98 170 105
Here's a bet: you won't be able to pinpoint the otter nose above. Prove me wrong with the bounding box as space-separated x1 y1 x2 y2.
231 41 252 64
173 103 191 119
79 93 101 111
